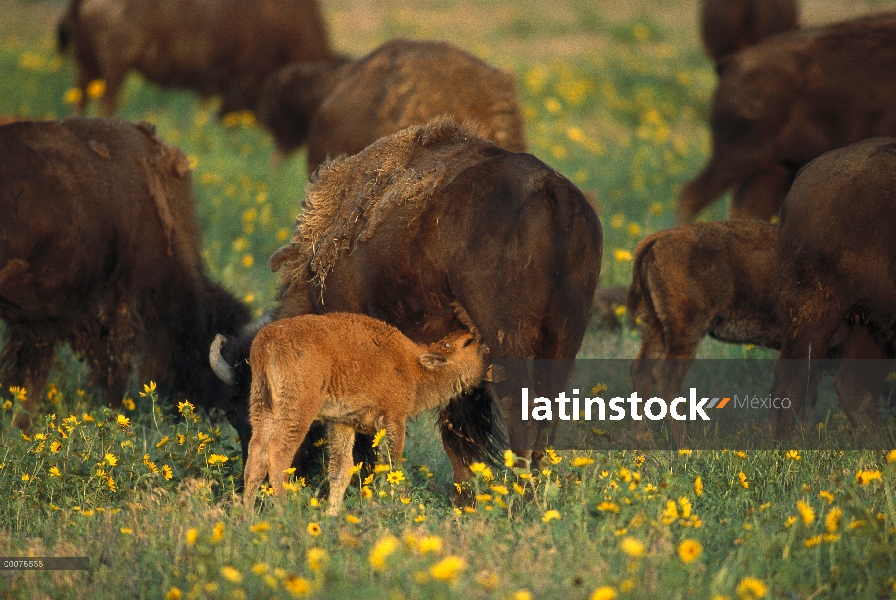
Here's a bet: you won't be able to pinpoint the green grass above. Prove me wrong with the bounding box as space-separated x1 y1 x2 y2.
2 1 896 598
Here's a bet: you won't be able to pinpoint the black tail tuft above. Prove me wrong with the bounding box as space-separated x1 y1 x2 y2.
439 385 507 468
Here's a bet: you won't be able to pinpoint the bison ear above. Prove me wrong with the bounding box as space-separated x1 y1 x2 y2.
418 353 448 370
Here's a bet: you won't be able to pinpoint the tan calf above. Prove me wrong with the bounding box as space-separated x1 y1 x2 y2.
241 312 493 515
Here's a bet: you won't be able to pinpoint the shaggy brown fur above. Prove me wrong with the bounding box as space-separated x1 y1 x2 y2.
627 222 780 437
0 118 249 428
58 0 333 117
700 0 798 67
678 13 896 224
773 138 896 437
242 312 492 514
212 118 601 502
257 39 527 172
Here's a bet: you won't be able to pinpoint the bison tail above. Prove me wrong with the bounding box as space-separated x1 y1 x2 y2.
625 233 662 321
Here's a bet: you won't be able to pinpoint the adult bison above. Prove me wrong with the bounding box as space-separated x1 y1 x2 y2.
57 0 334 117
699 0 798 68
0 117 250 427
772 138 896 437
257 38 527 173
678 14 896 224
210 119 602 501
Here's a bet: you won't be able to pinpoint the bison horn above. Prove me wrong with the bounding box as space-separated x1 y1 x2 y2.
209 334 235 386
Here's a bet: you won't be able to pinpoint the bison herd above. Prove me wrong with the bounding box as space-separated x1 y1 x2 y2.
1 0 895 510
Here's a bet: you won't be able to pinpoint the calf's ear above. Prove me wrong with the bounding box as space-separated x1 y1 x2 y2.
419 353 448 370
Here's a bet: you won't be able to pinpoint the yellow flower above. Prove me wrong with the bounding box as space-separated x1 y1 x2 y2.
734 451 747 459
614 249 632 262
21 473 30 481
856 469 882 485
283 575 311 597
797 500 815 525
361 486 373 499
120 527 133 534
597 501 620 513
804 535 822 548
105 453 118 467
886 449 896 464
784 450 801 461
542 509 561 523
185 528 198 545
738 472 749 488
784 516 797 528
369 535 399 570
678 539 703 564
241 254 254 268
63 87 83 105
49 466 61 477
116 415 130 430
221 566 242 584
504 449 515 468
418 536 442 554
86 79 106 99
122 398 135 411
161 464 173 480
177 399 194 415
694 476 703 497
306 547 328 572
211 521 224 544
387 470 405 485
818 491 834 504
208 454 229 466
545 448 562 464
627 222 642 236
825 507 842 533
307 522 321 536
250 521 271 533
591 587 618 600
165 587 183 600
513 591 533 600
430 556 466 581
736 577 768 599
571 456 594 467
591 383 608 394
469 462 493 480
620 537 645 558
140 381 157 397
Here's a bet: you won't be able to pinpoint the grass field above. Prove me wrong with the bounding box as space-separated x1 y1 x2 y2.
2 0 896 598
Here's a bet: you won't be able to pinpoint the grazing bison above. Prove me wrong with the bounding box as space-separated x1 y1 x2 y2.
242 311 494 514
699 0 798 68
0 117 250 427
678 14 896 224
257 38 527 173
57 0 334 117
210 119 602 500
772 138 896 437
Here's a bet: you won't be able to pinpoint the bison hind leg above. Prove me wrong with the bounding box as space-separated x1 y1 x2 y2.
324 423 356 516
0 326 55 429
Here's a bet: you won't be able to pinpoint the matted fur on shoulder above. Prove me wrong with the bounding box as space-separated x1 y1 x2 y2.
272 117 494 295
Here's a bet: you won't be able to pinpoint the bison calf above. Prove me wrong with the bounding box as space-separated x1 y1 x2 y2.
257 38 527 172
242 312 493 515
679 13 896 224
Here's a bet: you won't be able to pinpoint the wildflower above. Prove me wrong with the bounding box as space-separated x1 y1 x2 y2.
818 491 834 504
678 539 703 564
620 537 645 558
785 450 801 461
120 527 133 534
374 464 390 474
738 472 749 488
86 79 106 98
185 528 198 545
797 500 815 525
283 576 311 596
856 469 882 485
804 535 822 548
736 577 768 599
627 222 642 236
177 400 194 416
122 398 135 411
491 484 509 495
591 587 618 600
887 449 896 464
387 470 405 485
116 415 130 430
598 501 620 513
825 507 842 533
734 451 747 459
345 514 361 524
307 522 321 536
140 381 157 397
469 462 493 480
662 500 679 524
211 521 224 544
165 587 183 600
221 566 242 584
419 536 442 554
361 486 372 499
208 454 229 466
784 516 797 528
571 456 594 467
21 473 30 481
614 249 632 262
143 454 158 474
107 477 116 492
306 547 328 572
430 556 466 581
592 383 608 394
694 476 703 497
369 535 399 570
49 466 61 477
513 591 533 600
542 509 561 523
250 521 270 534
545 448 562 464
63 87 83 105
105 453 118 467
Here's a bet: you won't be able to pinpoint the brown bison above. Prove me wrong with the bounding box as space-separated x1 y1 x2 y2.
257 38 527 173
0 117 250 427
210 119 602 500
57 0 334 117
242 312 494 514
678 14 896 224
699 0 799 68
772 137 896 437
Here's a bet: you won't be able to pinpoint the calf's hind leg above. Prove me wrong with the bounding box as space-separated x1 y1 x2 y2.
324 423 356 516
